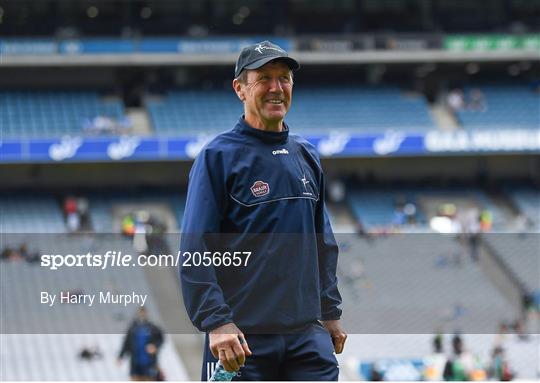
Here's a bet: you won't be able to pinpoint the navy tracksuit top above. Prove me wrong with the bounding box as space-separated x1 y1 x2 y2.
180 117 342 333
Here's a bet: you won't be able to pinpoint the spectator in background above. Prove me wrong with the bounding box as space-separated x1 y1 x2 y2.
447 89 465 112
1 247 21 261
403 202 417 224
489 346 513 381
18 244 29 262
118 307 164 381
83 115 133 135
77 197 90 231
463 208 481 262
64 195 80 232
392 205 406 226
479 209 493 232
122 214 136 237
79 345 103 361
133 211 149 254
424 334 447 380
328 179 346 203
83 115 115 135
468 88 486 112
443 335 472 380
145 215 169 255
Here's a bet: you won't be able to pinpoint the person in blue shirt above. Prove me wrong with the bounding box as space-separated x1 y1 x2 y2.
118 307 164 381
180 41 346 380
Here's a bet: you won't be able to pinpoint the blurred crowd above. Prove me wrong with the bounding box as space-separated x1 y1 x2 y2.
447 88 487 114
1 243 40 263
63 195 91 232
422 334 513 381
82 115 133 136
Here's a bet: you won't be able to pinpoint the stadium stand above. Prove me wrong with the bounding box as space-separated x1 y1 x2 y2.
0 234 189 380
0 196 66 233
455 85 539 130
1 91 126 138
483 234 540 297
7 85 538 140
87 192 185 233
146 90 241 136
2 2 539 380
287 87 435 133
347 187 509 231
338 235 517 334
348 189 420 228
146 86 435 136
506 187 540 228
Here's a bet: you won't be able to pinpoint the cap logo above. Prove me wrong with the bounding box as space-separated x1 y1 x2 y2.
254 43 285 55
250 180 270 197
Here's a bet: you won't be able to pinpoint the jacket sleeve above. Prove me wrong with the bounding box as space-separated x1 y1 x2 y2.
179 147 234 332
315 161 343 321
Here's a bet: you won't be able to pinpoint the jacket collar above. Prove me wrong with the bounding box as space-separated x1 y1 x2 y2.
235 116 289 144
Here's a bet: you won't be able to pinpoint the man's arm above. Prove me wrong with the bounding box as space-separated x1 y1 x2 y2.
179 148 234 332
145 323 164 355
179 147 250 372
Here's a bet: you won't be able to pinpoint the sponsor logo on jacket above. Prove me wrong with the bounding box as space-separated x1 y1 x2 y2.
272 148 289 155
250 180 270 197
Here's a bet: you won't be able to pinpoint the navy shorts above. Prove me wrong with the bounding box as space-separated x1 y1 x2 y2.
201 322 339 381
131 363 158 379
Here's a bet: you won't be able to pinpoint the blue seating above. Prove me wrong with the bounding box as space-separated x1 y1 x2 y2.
147 86 435 135
88 192 185 232
507 187 540 228
0 196 66 233
348 189 422 228
287 87 434 133
456 86 539 130
348 187 510 230
146 90 241 136
1 91 125 138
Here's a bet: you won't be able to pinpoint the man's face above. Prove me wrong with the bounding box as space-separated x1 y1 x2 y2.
235 60 293 128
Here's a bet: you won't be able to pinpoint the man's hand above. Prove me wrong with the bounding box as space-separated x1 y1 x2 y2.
209 323 252 373
145 343 157 354
321 319 347 354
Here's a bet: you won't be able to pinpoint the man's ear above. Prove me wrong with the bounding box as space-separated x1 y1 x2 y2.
232 79 245 102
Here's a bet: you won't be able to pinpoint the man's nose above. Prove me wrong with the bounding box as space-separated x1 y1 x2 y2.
268 77 284 92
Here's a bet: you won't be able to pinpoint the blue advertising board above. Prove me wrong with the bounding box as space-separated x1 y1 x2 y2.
359 359 425 381
1 130 538 164
1 37 293 55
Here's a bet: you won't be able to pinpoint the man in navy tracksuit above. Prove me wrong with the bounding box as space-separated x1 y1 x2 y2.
180 41 346 380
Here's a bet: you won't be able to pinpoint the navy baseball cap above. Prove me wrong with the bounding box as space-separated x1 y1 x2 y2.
235 41 300 78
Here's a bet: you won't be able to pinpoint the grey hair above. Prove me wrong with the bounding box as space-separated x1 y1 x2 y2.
235 70 249 84
234 69 294 85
